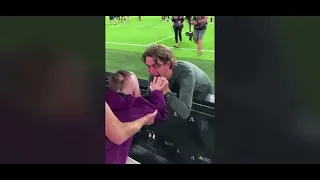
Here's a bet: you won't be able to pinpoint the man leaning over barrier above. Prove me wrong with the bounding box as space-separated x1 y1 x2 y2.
142 44 213 120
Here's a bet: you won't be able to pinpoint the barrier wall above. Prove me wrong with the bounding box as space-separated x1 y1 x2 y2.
105 72 215 164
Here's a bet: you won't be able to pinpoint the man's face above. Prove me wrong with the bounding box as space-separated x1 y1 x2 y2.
145 56 169 77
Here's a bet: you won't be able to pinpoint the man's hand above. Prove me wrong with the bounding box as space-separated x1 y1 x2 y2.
159 77 170 95
143 110 157 126
150 77 165 91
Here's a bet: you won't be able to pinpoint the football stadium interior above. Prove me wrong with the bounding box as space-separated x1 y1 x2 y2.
106 16 215 164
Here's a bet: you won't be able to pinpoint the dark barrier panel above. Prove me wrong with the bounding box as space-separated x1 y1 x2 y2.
105 72 215 164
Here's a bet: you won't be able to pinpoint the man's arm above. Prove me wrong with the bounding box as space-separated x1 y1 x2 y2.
165 71 195 119
149 90 168 121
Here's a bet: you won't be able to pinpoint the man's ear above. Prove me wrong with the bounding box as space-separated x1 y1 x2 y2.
164 62 171 68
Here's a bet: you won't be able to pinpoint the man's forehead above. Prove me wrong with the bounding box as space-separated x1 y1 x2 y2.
146 62 155 66
145 57 155 64
145 58 163 66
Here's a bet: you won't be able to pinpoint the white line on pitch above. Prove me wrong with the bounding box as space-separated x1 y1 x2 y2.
146 35 175 45
146 31 188 45
177 47 214 52
105 42 147 47
105 42 215 52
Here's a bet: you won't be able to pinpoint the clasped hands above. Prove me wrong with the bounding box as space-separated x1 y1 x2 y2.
149 76 171 95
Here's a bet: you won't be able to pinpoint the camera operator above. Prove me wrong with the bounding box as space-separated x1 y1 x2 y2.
172 16 184 48
192 16 208 56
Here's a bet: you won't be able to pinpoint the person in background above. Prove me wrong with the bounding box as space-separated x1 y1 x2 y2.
115 16 120 23
186 16 192 32
172 16 184 48
161 16 166 22
192 16 208 56
161 16 169 22
105 70 168 164
109 16 116 25
120 16 126 23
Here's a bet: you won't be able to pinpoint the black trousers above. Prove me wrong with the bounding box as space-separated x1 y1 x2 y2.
174 26 183 43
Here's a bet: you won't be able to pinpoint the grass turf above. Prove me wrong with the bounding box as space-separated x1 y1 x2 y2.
105 16 215 87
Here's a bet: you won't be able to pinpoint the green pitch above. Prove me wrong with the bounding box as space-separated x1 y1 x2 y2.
105 16 215 86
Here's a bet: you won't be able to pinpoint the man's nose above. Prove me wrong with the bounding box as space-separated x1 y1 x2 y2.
148 67 155 74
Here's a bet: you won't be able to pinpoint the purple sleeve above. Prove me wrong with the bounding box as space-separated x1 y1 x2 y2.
149 90 168 122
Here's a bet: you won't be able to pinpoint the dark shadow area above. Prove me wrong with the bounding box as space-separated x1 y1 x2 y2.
215 16 320 164
0 16 105 164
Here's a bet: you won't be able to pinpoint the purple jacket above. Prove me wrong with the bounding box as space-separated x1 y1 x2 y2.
105 90 168 164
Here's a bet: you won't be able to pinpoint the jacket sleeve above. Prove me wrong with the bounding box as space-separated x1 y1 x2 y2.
165 71 195 119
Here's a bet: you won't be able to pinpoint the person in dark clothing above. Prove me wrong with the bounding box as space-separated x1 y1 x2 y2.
186 16 192 32
172 16 184 48
105 70 168 164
